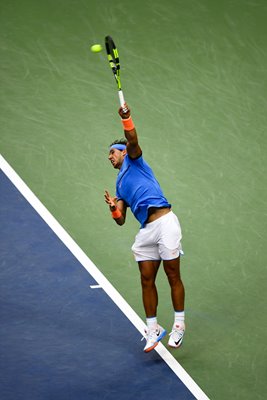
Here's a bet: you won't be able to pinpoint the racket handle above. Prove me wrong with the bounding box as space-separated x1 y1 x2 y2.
118 89 127 112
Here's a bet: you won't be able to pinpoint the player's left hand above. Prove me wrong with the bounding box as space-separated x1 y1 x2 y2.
104 190 118 211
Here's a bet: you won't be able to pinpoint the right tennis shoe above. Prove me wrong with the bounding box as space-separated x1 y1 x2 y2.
142 325 167 353
168 323 185 348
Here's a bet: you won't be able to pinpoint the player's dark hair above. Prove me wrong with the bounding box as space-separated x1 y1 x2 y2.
109 138 127 148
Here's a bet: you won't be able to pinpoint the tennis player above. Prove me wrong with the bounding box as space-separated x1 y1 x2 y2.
104 104 185 352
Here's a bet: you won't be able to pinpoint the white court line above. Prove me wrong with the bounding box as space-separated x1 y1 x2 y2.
0 154 210 400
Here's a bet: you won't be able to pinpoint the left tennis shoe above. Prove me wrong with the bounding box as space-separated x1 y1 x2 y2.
168 323 185 348
142 325 167 353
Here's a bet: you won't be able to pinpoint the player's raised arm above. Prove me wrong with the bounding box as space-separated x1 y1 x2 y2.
118 105 142 159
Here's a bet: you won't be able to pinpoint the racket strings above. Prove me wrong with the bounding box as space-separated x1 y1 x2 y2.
105 35 123 93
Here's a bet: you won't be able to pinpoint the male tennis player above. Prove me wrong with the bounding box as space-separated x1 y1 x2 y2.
104 104 185 352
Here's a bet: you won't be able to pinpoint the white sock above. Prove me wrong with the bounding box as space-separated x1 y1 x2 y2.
146 316 158 330
174 311 185 328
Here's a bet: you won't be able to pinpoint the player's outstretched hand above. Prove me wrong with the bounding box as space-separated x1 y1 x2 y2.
104 190 117 211
118 103 131 119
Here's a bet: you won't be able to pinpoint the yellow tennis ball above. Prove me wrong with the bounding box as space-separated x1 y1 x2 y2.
91 44 103 53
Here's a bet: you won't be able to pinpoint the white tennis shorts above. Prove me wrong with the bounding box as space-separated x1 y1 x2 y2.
131 211 182 262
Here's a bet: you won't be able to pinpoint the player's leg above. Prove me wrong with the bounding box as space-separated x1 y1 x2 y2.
157 211 185 348
163 257 185 348
138 260 166 352
163 257 184 311
138 259 160 317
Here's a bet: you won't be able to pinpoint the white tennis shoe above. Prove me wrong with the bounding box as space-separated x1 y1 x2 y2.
168 323 185 348
142 325 167 353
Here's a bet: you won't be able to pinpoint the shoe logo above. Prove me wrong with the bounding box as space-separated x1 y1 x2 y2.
172 325 184 346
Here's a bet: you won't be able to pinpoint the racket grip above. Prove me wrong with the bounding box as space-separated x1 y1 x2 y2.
118 89 127 112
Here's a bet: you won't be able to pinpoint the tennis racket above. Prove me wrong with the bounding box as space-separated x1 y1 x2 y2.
105 35 127 112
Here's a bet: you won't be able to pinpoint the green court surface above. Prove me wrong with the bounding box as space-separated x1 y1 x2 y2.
1 1 267 399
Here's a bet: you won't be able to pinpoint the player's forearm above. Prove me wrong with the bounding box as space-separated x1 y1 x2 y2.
113 214 125 226
119 104 135 139
124 127 138 145
109 203 126 226
119 105 141 158
124 127 142 159
111 209 126 225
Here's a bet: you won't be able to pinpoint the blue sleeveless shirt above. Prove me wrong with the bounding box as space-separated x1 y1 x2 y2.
115 154 171 228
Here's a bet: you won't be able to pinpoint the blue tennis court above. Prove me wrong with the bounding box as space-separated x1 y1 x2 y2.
0 159 209 399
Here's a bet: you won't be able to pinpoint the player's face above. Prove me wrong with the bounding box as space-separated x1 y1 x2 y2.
108 148 125 169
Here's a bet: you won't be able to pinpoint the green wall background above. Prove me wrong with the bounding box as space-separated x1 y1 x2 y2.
1 1 267 399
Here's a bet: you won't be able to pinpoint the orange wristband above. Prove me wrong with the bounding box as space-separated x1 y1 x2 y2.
121 116 135 131
111 208 122 219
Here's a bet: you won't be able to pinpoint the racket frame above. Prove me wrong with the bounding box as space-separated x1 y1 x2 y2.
105 35 126 109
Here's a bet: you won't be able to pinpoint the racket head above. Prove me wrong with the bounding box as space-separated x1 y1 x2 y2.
105 35 122 89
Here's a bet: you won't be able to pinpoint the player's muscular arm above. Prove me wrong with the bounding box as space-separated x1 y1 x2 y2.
118 105 142 159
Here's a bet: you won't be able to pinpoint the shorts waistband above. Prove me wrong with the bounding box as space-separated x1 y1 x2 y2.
144 210 173 227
